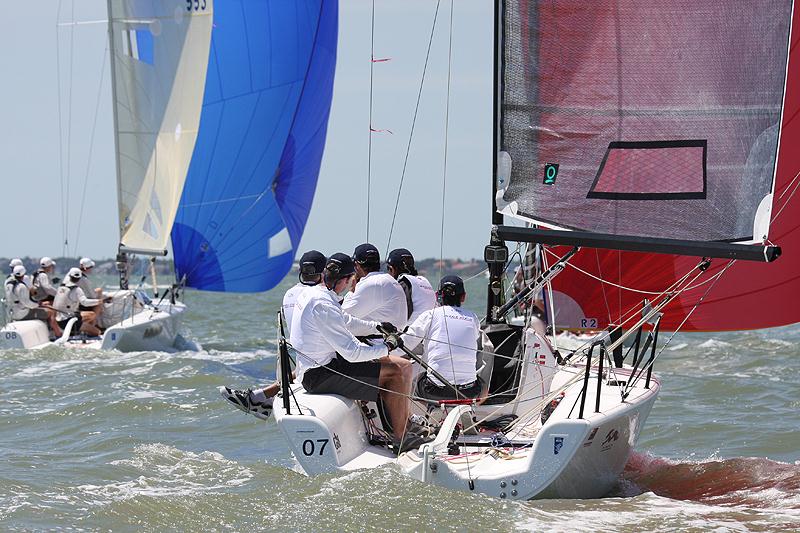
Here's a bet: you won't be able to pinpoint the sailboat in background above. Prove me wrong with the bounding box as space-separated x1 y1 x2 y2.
272 0 798 500
1 0 336 350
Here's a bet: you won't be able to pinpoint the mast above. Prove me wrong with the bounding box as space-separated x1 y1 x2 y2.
485 0 508 323
106 1 129 288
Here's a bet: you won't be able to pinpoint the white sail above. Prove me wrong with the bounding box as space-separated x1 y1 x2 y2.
107 0 213 253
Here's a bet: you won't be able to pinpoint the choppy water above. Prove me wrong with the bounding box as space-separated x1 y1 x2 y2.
1 275 799 531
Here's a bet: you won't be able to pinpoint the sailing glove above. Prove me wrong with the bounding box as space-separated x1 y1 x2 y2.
384 333 403 352
378 322 398 334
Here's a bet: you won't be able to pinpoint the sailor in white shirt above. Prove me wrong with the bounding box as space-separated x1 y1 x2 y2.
402 275 484 401
293 252 412 439
6 258 32 287
31 257 58 303
220 249 329 419
53 268 103 337
4 265 48 322
78 257 105 322
386 248 436 325
342 243 408 330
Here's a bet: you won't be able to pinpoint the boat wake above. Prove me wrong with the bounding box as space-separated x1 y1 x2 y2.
621 452 800 509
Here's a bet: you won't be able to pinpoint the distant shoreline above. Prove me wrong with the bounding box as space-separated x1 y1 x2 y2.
1 256 489 279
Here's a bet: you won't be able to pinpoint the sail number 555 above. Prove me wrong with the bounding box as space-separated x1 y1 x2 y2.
187 0 207 11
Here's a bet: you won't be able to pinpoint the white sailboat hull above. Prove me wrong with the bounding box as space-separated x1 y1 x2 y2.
0 298 187 352
273 361 659 500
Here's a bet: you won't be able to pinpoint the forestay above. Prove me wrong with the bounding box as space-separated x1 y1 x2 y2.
498 0 793 245
171 0 338 292
108 0 213 253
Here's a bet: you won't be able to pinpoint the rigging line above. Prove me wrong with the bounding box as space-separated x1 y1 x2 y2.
385 0 442 255
438 0 454 281
772 170 800 221
366 0 375 242
55 0 67 256
73 45 109 255
65 0 76 252
541 246 728 296
628 261 735 392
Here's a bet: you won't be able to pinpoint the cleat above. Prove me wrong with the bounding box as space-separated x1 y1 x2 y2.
218 386 273 420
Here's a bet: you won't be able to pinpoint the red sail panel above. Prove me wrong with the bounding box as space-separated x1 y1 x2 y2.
549 5 800 332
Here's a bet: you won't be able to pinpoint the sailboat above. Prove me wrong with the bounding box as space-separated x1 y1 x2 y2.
271 0 799 500
1 0 335 350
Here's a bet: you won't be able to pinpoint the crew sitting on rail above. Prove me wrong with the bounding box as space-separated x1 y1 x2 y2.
291 252 415 442
4 265 52 326
31 257 58 303
78 258 105 322
402 275 484 402
386 248 436 325
53 268 104 337
342 243 408 332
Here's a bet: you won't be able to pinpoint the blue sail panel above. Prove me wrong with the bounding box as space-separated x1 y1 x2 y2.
171 0 338 292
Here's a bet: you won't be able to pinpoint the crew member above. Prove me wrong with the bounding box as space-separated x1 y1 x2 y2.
386 248 436 324
342 243 408 331
219 250 329 420
7 258 32 287
292 253 413 440
4 265 49 323
53 268 103 337
402 275 483 401
78 258 104 322
31 257 58 303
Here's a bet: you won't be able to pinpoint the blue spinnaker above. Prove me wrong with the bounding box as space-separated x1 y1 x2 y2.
172 0 338 292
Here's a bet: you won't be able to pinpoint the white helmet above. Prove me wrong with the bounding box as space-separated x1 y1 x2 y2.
40 257 55 268
9 258 23 269
66 267 82 285
79 257 95 269
12 265 26 277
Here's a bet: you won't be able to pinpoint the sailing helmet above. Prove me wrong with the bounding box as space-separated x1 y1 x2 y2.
387 248 416 275
352 243 380 268
324 253 356 285
66 267 82 285
299 250 326 285
439 275 466 298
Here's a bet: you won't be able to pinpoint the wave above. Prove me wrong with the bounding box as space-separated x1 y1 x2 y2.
622 452 800 509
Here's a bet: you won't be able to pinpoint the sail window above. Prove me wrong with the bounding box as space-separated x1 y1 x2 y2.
268 228 292 258
122 28 154 65
587 140 707 200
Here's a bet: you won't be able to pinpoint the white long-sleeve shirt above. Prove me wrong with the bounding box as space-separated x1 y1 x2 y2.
32 270 58 301
342 271 408 329
4 279 38 320
402 305 480 386
290 284 387 382
283 282 378 337
53 285 100 321
398 273 436 324
78 274 97 297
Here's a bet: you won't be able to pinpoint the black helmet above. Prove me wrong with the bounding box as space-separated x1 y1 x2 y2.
387 248 416 275
298 250 326 281
353 243 380 267
324 253 356 285
439 275 465 298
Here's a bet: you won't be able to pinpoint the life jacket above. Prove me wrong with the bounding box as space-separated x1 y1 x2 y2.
5 278 22 304
30 269 46 299
397 276 414 320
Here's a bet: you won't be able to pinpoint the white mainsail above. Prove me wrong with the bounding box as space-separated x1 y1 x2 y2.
107 0 213 253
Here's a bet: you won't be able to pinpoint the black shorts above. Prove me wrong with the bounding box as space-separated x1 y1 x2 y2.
79 304 95 311
416 375 483 401
20 308 49 321
57 313 82 332
302 355 381 402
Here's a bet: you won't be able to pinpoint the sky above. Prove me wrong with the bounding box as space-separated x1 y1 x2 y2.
0 0 495 261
